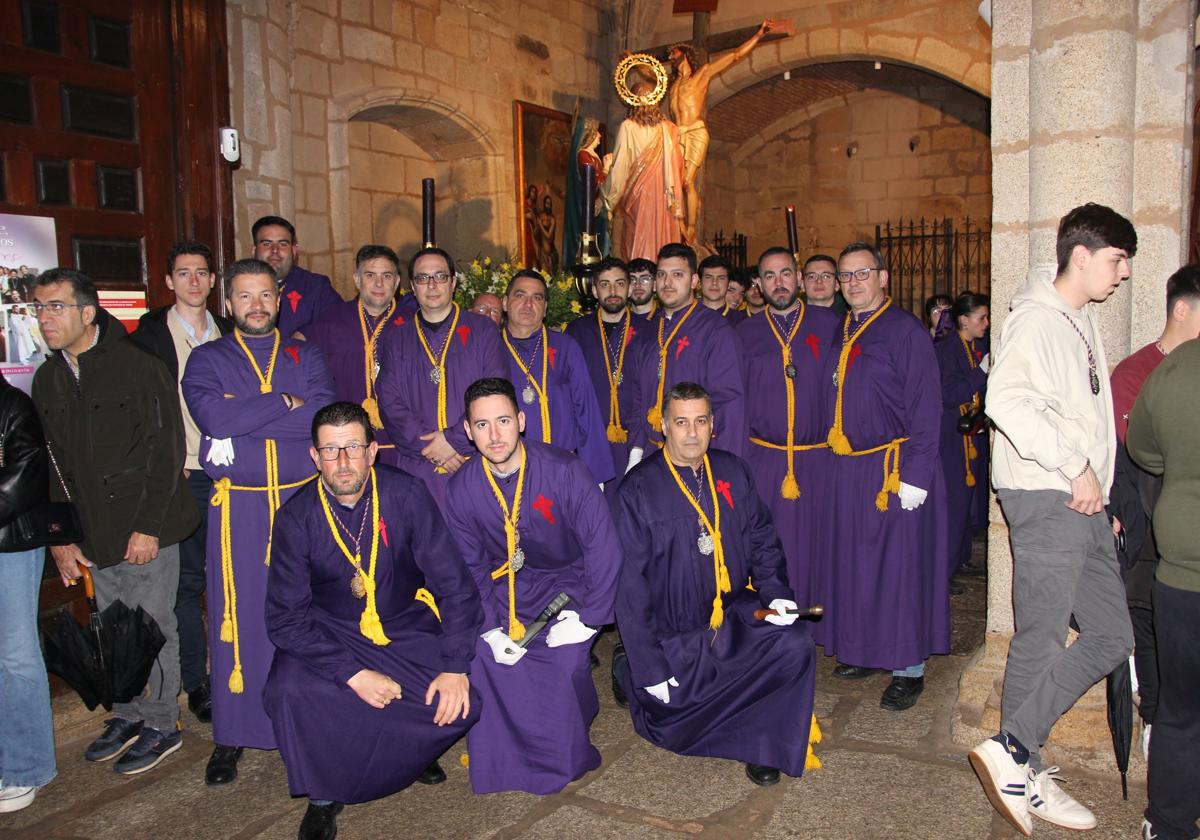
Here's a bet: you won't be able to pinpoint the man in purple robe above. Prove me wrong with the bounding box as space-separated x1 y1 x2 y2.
264 402 481 840
817 242 949 712
376 247 507 513
627 257 659 327
501 269 613 485
698 254 744 322
566 257 642 497
736 247 840 607
181 258 335 786
614 381 816 786
625 243 746 470
445 377 621 795
252 215 343 338
303 245 409 467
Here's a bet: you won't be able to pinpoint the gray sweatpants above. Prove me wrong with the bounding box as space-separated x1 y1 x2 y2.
91 544 181 733
997 488 1133 770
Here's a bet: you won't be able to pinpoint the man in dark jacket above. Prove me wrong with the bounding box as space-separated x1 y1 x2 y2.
32 268 199 777
130 241 233 725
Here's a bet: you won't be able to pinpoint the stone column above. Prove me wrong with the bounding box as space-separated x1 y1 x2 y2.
953 0 1193 771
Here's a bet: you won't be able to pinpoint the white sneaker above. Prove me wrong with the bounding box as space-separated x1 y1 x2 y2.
969 736 1032 836
1142 723 1151 761
0 784 36 813
1142 818 1157 839
1027 766 1097 830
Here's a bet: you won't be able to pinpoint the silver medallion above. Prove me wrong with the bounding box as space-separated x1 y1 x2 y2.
351 574 366 599
697 531 714 556
429 367 442 385
522 385 536 405
511 546 525 571
1089 368 1100 396
785 363 797 379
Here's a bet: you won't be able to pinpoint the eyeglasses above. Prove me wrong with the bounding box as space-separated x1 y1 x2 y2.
836 268 880 283
412 273 453 286
628 274 653 285
803 271 836 283
315 442 370 461
32 302 86 315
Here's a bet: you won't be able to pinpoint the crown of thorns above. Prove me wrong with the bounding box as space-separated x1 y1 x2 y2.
614 53 669 107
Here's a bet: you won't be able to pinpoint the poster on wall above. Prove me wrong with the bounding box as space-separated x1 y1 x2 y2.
98 290 148 334
0 213 58 394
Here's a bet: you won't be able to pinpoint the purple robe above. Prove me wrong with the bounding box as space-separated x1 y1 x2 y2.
936 333 988 571
629 305 659 330
376 307 507 512
444 442 621 795
181 331 335 749
626 303 747 457
816 305 950 668
278 265 344 339
304 298 406 466
723 306 748 326
614 449 815 776
735 304 841 605
263 466 483 803
503 327 614 485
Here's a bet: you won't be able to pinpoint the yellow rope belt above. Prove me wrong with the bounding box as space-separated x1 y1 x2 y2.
749 437 829 500
360 299 397 429
960 400 980 487
827 437 910 512
647 302 699 429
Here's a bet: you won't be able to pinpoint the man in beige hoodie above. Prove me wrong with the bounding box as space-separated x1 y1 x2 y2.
968 204 1136 837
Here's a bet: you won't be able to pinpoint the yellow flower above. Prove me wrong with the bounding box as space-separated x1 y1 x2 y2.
570 301 581 314
470 260 481 272
556 279 571 291
484 256 492 266
501 263 510 272
558 322 568 331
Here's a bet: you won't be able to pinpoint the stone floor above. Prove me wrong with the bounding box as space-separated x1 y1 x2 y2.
5 564 1148 840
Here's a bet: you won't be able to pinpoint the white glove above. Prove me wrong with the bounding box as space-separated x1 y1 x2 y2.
979 352 990 373
545 610 598 648
481 628 527 665
898 482 928 511
643 676 679 704
205 437 235 467
625 446 644 475
764 598 798 626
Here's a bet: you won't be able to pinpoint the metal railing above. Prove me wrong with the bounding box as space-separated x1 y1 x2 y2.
874 217 991 316
712 229 748 270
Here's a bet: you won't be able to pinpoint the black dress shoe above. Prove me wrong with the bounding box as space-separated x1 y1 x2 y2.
415 761 446 785
187 683 212 724
745 763 781 786
298 801 343 840
205 745 243 786
879 676 925 711
611 645 629 709
832 663 881 679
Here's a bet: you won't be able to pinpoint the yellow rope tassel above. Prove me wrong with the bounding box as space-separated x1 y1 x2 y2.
599 310 630 444
607 422 628 443
415 587 441 621
827 300 892 458
781 473 801 499
806 743 822 770
765 303 807 499
648 303 698 438
362 397 383 430
228 667 244 695
805 713 823 769
647 406 662 428
459 753 470 768
664 453 730 630
318 469 390 646
359 300 395 431
483 446 528 641
810 714 822 744
502 325 551 443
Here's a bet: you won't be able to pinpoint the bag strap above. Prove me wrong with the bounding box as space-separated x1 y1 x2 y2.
46 444 72 503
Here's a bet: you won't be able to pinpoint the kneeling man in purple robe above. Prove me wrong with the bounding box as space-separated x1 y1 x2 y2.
445 377 621 795
614 381 817 787
263 402 483 840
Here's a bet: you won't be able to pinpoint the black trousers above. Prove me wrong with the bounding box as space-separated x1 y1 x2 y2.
176 470 211 693
1130 603 1158 724
1145 581 1200 839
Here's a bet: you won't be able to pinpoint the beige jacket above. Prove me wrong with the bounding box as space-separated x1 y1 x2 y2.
987 265 1116 500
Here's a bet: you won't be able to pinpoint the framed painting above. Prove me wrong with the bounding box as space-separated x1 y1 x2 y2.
513 100 574 273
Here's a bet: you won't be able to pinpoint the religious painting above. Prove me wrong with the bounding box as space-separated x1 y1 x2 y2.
513 101 573 273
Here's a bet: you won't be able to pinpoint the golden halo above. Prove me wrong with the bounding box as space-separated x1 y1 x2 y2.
614 53 669 107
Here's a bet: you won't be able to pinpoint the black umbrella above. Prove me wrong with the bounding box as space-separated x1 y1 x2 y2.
40 566 166 711
1106 660 1133 800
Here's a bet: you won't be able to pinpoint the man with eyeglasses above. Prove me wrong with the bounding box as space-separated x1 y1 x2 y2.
627 257 659 325
815 242 949 713
32 268 199 776
251 215 343 339
376 247 506 513
735 247 840 608
801 254 847 316
131 241 233 728
566 257 642 495
470 293 503 327
304 245 416 468
500 269 612 486
182 258 335 788
263 402 482 840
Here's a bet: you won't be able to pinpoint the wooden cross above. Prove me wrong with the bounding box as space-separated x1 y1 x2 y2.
634 1 789 64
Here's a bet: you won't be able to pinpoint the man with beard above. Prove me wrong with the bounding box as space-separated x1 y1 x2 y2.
263 403 482 840
252 216 342 338
376 247 507 513
627 258 658 326
626 243 745 466
566 257 641 496
735 247 840 607
501 269 612 485
182 259 335 786
445 378 621 794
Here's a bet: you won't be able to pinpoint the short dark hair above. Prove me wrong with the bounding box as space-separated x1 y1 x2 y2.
950 291 989 322
464 377 519 417
628 258 655 276
1165 263 1200 314
594 256 628 278
167 240 214 275
663 381 712 415
224 257 276 298
1055 203 1137 276
506 268 548 297
251 215 296 242
758 246 796 270
32 268 99 311
924 294 953 323
727 269 748 290
311 401 374 446
839 241 886 270
657 242 697 274
803 253 837 271
355 244 399 272
407 246 454 280
697 254 732 276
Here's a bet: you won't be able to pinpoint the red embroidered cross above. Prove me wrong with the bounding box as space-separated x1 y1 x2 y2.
547 346 558 370
626 324 637 345
456 325 471 346
393 313 406 326
674 335 690 360
716 479 733 509
287 290 302 313
847 344 862 370
378 517 389 548
533 494 556 524
806 333 820 360
283 346 300 365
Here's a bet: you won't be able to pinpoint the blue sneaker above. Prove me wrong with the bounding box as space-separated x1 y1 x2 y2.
84 718 143 762
114 727 182 775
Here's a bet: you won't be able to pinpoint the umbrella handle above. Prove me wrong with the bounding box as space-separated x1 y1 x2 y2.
78 565 96 599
